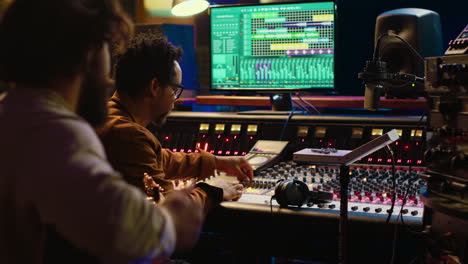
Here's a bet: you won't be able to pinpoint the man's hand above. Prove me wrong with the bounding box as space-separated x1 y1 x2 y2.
212 180 244 201
214 156 254 184
160 188 204 253
143 173 165 203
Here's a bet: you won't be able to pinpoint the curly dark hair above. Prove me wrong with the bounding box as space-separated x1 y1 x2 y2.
114 32 182 97
0 0 132 85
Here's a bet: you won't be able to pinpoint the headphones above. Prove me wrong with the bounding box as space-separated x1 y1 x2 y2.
274 179 333 208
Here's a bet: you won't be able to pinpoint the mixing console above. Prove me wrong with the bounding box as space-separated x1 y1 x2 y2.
156 112 426 167
176 162 426 223
159 112 428 224
160 112 428 262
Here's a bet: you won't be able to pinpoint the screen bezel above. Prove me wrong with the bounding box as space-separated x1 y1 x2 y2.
208 0 338 94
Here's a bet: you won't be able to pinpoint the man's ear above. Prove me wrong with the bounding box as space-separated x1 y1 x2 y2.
148 78 161 97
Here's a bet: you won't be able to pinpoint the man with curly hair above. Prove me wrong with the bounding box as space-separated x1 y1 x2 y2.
98 32 253 214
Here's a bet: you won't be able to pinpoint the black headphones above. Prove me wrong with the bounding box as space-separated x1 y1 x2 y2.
274 179 333 208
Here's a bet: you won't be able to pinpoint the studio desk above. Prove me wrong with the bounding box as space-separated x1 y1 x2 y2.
157 110 428 263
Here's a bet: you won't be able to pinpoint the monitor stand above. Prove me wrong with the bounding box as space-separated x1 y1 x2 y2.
237 93 308 115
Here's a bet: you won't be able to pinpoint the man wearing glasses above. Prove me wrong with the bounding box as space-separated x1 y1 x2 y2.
97 33 253 218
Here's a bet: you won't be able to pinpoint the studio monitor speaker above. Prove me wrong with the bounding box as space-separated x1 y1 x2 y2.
375 8 443 98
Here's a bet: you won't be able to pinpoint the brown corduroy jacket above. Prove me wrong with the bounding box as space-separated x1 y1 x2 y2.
97 95 222 214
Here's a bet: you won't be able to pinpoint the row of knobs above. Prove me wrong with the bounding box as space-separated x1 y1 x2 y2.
254 162 425 205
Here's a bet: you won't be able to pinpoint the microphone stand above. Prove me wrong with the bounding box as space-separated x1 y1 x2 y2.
339 165 350 264
293 129 400 264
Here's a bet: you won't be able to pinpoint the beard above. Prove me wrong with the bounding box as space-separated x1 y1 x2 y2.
151 112 170 129
76 69 113 128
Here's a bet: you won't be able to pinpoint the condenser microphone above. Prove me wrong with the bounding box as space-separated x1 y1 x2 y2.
358 59 389 111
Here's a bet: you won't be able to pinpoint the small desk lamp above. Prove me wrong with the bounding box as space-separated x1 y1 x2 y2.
172 0 210 16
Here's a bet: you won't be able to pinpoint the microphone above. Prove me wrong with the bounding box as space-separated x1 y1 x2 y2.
359 34 425 111
359 59 424 111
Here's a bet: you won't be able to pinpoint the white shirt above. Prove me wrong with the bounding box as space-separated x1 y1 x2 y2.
0 88 175 264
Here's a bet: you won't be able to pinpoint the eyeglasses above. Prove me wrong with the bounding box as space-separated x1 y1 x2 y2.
168 82 184 99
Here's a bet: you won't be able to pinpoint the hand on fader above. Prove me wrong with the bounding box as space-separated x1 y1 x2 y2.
212 180 244 201
214 156 254 185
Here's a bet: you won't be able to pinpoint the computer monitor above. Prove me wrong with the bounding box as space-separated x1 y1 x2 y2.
209 1 336 95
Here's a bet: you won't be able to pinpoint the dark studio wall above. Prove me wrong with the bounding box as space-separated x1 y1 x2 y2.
335 0 466 95
194 0 466 96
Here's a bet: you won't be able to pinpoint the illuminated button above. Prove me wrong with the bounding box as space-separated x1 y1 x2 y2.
230 124 242 135
215 124 225 134
411 129 423 138
315 127 327 138
395 129 403 137
371 128 383 137
351 128 364 139
199 123 210 133
247 124 258 135
297 126 309 137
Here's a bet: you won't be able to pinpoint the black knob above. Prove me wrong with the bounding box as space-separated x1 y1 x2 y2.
328 204 336 209
375 208 382 213
411 210 418 216
351 206 358 211
363 207 370 212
